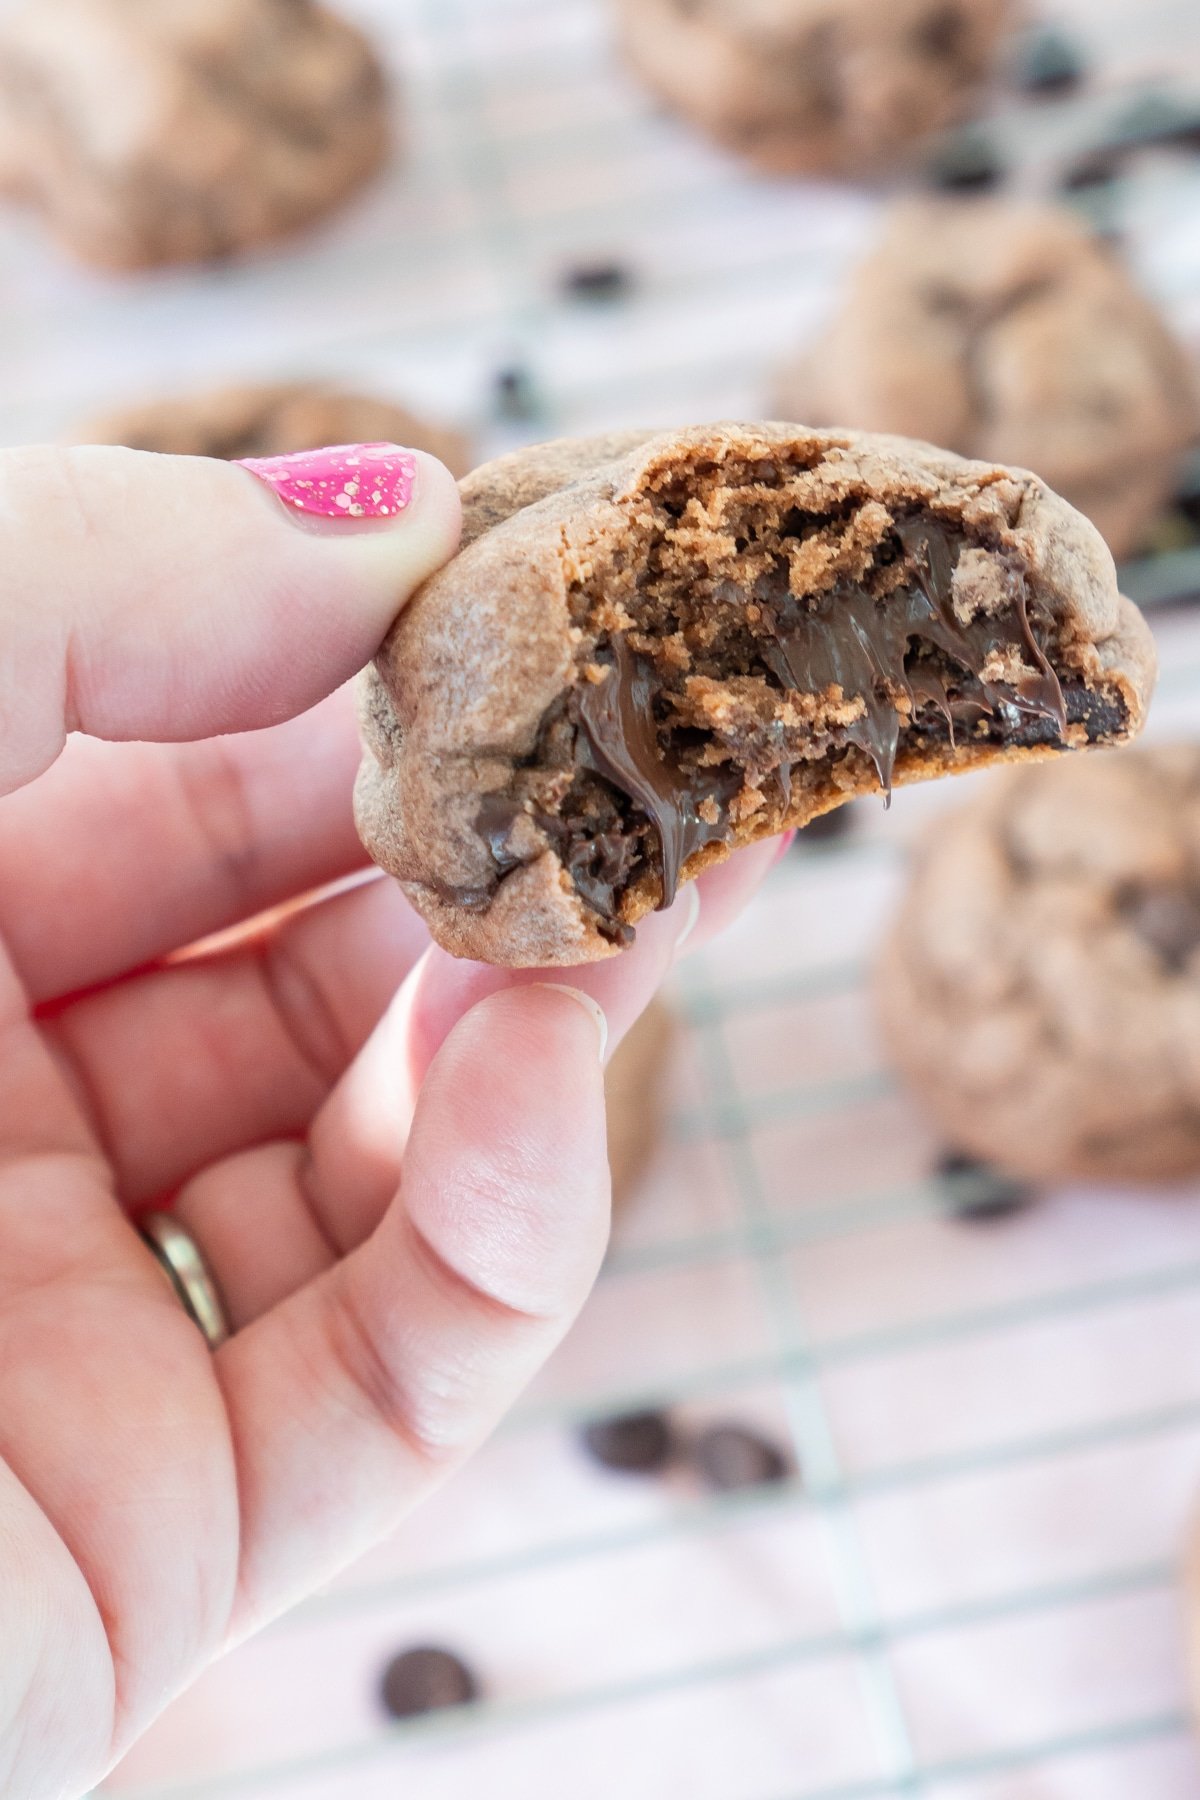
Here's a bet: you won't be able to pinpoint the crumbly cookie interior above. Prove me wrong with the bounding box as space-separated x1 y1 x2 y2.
481 449 1128 941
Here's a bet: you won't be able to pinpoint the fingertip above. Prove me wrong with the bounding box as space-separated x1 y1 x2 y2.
529 984 609 1060
344 446 463 580
401 836 776 1081
446 983 608 1103
411 448 465 553
231 441 463 622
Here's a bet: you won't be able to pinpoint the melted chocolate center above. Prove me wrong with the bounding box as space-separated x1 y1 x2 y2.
574 637 735 907
758 519 1065 790
471 515 1072 927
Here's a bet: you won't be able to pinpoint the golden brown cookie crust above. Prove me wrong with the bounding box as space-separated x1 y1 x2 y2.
777 197 1200 561
615 0 1015 177
0 0 390 270
877 745 1200 1184
76 381 472 476
356 422 1156 968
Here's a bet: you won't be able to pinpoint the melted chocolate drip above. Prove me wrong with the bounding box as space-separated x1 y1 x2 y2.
760 518 1065 790
475 792 528 875
471 786 638 931
467 515 1072 929
574 637 735 907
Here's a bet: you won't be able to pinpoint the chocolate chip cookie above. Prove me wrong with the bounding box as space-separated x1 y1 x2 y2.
606 998 677 1211
77 381 471 476
777 197 1199 561
614 0 1014 177
356 422 1155 968
0 0 389 269
877 746 1200 1184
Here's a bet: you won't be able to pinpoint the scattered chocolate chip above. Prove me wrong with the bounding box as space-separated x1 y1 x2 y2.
1123 886 1200 970
936 1149 1033 1221
380 1647 480 1721
1059 149 1124 194
581 1409 675 1473
493 363 540 423
797 805 855 845
1012 28 1085 95
562 261 633 303
693 1423 791 1492
926 134 1004 192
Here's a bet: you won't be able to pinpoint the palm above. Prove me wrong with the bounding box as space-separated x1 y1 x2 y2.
0 692 612 1799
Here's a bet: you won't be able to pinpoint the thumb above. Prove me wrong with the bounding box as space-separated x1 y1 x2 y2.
0 441 461 795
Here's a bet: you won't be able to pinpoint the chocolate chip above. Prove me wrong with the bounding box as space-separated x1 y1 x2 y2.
798 804 855 844
1059 149 1124 194
693 1423 790 1492
936 1149 1033 1221
493 364 540 423
1124 887 1200 970
581 1409 675 1473
380 1647 480 1720
562 262 633 303
926 134 1004 191
1012 29 1085 95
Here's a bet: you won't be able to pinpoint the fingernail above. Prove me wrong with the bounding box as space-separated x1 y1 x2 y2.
533 984 608 1062
236 443 418 523
672 884 701 960
773 830 797 866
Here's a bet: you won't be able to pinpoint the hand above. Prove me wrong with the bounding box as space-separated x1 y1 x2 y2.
0 443 780 1798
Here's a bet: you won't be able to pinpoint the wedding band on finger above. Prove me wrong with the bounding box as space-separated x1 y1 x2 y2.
139 1211 232 1351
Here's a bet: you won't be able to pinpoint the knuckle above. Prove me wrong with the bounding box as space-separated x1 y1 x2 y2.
259 930 351 1087
3 445 111 551
173 740 261 909
409 1159 567 1323
321 1283 476 1465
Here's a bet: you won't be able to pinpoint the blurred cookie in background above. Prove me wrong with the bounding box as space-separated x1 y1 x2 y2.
606 998 677 1215
876 747 1200 1185
614 0 1015 178
76 381 473 475
0 0 390 270
776 196 1199 561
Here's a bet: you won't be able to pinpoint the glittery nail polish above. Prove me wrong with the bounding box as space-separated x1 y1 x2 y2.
237 443 417 521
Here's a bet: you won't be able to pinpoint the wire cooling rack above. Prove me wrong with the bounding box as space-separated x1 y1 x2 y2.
0 0 1192 1794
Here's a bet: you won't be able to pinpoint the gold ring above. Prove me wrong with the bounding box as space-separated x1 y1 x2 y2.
139 1212 231 1351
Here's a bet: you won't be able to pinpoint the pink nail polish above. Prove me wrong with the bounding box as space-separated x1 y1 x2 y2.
237 443 417 521
773 829 797 866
